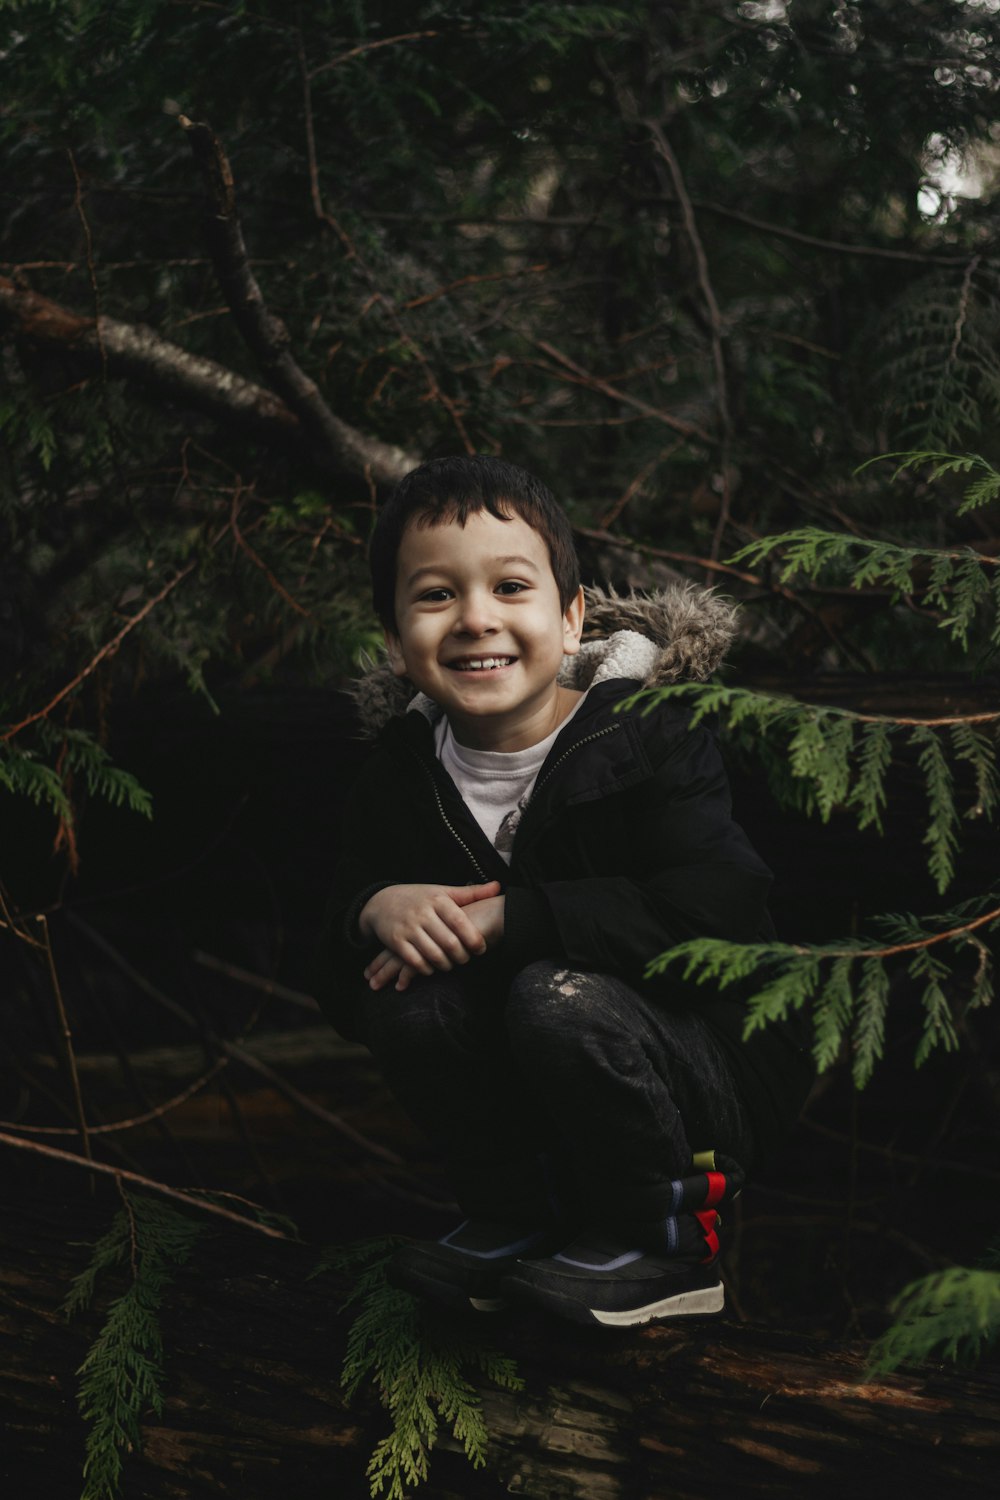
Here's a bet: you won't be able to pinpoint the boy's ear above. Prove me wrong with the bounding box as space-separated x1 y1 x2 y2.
383 628 408 678
562 585 586 656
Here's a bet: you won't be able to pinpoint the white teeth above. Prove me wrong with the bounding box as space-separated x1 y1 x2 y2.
453 656 512 670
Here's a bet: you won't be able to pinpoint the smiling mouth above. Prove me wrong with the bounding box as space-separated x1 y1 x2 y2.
446 656 516 672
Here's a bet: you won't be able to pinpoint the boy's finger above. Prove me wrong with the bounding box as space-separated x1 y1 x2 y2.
411 931 455 972
364 947 394 980
440 905 487 955
427 912 478 962
446 881 501 907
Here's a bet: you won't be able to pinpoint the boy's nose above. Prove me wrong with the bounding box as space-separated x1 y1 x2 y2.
453 593 499 637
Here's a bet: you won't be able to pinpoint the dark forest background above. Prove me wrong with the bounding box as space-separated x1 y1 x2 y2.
2 2 1000 1496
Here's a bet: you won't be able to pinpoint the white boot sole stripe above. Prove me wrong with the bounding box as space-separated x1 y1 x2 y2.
590 1282 724 1326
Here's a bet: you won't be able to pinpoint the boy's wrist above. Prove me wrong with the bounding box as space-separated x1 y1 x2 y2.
348 883 392 948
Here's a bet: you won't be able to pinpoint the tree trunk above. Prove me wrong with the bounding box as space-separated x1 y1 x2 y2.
3 1196 998 1500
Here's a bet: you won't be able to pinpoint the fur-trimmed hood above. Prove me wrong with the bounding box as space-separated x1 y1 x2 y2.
351 582 737 739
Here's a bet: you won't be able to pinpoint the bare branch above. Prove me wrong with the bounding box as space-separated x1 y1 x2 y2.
69 914 405 1169
0 276 415 486
39 916 93 1170
0 1130 292 1240
521 334 714 443
0 1058 229 1136
1 554 199 741
179 116 415 484
642 117 733 560
307 28 442 80
191 950 320 1012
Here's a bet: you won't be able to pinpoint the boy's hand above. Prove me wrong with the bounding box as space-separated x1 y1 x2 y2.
359 881 501 980
365 892 506 993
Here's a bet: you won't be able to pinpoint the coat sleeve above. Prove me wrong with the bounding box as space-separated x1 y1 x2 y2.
503 716 773 988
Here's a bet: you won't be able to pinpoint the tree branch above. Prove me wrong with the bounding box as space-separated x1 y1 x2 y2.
179 116 415 484
643 118 733 560
0 277 414 485
0 1131 291 1239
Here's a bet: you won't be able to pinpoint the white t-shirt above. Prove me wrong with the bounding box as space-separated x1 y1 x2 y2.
434 695 587 863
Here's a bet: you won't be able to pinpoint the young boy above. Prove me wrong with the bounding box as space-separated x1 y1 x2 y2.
317 454 813 1326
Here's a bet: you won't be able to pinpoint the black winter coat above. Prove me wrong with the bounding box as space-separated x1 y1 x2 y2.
316 666 814 1164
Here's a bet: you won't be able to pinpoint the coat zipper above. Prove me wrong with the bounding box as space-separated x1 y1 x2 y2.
529 721 622 802
411 719 622 877
413 752 489 881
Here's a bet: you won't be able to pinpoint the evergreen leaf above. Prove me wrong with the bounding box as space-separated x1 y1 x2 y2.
316 1238 523 1498
812 957 856 1073
950 722 1000 821
909 726 959 893
847 722 893 833
66 1194 201 1500
852 958 890 1088
866 1268 1000 1375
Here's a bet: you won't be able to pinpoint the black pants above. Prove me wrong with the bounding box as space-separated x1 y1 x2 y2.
358 959 755 1227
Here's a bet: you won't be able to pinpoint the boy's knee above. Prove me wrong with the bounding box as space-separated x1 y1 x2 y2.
506 961 608 1044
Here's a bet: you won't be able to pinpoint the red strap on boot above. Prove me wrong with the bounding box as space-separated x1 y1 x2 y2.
695 1208 720 1261
703 1172 726 1209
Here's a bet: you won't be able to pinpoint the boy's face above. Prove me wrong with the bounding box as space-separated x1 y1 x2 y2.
385 507 585 751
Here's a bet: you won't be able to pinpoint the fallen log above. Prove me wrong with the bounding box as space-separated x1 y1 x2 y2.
2 1196 997 1499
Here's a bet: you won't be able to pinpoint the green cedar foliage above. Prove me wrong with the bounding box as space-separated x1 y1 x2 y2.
636 452 1000 1375
312 1239 523 1499
866 1259 1000 1377
620 681 997 894
0 727 152 825
646 890 999 1090
869 263 1000 449
64 1192 202 1500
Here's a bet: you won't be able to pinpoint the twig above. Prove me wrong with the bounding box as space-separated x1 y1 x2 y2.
67 927 200 1178
68 149 107 386
523 334 713 443
293 42 475 456
0 883 45 949
369 1172 459 1214
308 28 442 79
191 950 320 1012
116 1174 140 1280
668 196 975 267
2 558 197 741
574 524 902 671
38 916 92 1172
230 488 312 618
783 902 1000 962
0 1058 229 1136
800 1114 1000 1183
599 440 686 529
576 524 773 584
0 1129 291 1239
68 914 404 1167
945 254 981 375
178 116 414 484
643 118 733 562
301 205 979 266
402 263 550 312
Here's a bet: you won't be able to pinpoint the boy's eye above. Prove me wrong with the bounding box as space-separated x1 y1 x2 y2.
418 587 452 602
496 580 528 595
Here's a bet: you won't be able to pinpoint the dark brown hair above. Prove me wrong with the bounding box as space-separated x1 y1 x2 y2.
369 455 580 630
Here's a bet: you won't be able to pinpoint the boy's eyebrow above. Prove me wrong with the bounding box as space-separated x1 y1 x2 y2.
404 555 541 587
